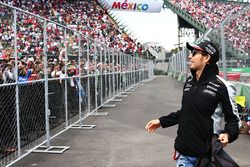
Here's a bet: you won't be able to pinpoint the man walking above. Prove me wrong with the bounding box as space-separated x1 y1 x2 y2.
145 40 240 166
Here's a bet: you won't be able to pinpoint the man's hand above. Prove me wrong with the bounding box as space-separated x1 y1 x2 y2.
218 133 229 147
145 119 161 133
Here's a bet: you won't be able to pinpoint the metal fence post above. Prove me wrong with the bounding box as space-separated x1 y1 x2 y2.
13 9 21 157
43 19 51 148
112 49 115 97
87 39 91 114
94 40 98 110
64 28 69 127
78 35 82 126
129 56 131 88
108 48 111 100
104 46 107 102
220 16 230 80
100 44 103 105
132 57 135 87
124 55 127 91
119 52 122 93
116 50 118 96
183 49 188 80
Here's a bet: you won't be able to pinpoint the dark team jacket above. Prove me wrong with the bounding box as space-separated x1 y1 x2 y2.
159 64 240 157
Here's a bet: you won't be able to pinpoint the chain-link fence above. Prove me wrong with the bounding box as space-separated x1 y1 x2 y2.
0 2 154 167
168 49 188 82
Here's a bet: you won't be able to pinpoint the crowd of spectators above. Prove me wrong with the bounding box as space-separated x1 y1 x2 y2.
0 0 143 84
224 10 249 52
0 0 146 159
13 0 142 54
171 0 250 53
0 49 130 84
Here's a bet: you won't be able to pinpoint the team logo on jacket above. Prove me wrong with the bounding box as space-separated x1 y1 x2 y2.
184 83 192 92
203 89 216 97
204 83 219 97
207 85 218 92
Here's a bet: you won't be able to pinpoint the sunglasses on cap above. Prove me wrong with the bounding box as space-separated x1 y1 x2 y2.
191 50 207 57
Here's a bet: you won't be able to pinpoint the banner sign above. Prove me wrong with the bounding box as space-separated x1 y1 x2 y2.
98 0 163 13
219 67 250 73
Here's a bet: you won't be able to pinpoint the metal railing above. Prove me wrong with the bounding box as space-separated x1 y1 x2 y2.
168 49 188 82
0 2 154 167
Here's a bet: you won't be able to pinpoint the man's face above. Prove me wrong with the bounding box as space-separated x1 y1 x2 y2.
188 50 209 71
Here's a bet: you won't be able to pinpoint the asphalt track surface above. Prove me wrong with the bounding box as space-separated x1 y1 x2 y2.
12 76 250 167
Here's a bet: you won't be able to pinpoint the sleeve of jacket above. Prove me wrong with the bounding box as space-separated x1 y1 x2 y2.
220 83 240 143
159 110 181 128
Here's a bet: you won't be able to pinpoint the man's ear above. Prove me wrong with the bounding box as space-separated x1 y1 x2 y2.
204 54 211 64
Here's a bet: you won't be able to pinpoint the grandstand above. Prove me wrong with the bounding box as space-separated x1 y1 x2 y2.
0 0 143 64
163 0 250 82
164 0 249 63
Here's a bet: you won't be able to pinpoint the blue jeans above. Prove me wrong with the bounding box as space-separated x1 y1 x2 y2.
176 154 197 167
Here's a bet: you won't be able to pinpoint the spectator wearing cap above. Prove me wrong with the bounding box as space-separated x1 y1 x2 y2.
146 40 240 167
